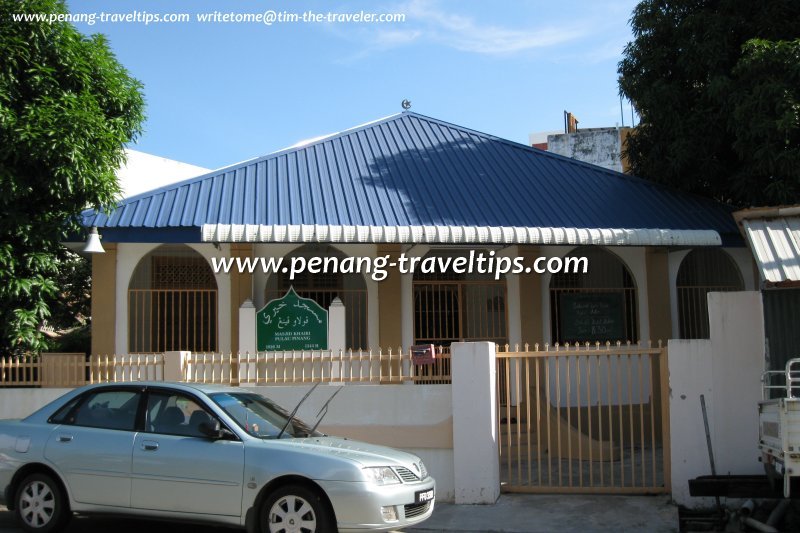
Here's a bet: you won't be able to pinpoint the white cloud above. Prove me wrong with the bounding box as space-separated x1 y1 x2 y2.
402 0 588 55
371 28 423 48
336 0 592 58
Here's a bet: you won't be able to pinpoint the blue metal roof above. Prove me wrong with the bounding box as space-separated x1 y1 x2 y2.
83 112 741 246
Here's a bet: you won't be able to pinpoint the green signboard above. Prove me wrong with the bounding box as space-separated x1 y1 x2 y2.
559 292 626 342
257 287 328 351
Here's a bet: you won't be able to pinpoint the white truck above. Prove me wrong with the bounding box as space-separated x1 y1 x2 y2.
759 358 800 497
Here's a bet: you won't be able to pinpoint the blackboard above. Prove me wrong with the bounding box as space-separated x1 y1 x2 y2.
559 292 626 342
257 287 328 351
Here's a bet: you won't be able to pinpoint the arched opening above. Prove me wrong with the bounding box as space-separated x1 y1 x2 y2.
413 250 508 347
550 247 638 344
677 249 744 339
264 245 367 350
128 245 218 353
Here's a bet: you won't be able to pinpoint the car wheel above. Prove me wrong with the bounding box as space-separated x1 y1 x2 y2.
15 473 69 533
261 484 335 533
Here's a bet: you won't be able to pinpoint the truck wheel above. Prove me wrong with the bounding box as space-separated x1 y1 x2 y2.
260 484 335 533
15 473 70 533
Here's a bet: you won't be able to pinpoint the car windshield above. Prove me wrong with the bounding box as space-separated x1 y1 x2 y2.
209 392 320 439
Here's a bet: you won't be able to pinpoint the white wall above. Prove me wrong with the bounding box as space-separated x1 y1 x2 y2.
669 291 765 507
253 384 454 501
0 388 73 419
118 149 209 198
546 129 625 172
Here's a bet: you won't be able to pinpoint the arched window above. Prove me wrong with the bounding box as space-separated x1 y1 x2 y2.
550 247 638 344
677 249 743 339
264 245 367 350
128 245 218 353
413 250 507 347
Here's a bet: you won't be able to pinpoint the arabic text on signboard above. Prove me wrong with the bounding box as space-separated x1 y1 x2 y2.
256 287 328 351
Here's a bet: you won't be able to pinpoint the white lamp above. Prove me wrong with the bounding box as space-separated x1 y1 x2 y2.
83 226 105 254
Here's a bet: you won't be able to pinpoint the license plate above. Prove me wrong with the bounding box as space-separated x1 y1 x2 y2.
415 488 434 504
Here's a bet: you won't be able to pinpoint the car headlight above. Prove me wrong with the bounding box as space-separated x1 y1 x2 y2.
363 466 401 485
418 460 428 479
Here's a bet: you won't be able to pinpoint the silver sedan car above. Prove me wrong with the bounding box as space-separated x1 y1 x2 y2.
0 382 435 532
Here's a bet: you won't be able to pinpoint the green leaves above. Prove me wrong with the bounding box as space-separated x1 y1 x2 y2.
619 0 800 207
0 0 144 354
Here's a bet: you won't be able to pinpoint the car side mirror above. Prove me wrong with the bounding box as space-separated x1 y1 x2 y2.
198 419 225 439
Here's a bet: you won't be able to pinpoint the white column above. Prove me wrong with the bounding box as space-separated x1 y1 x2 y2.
239 299 257 353
329 298 346 379
239 299 256 383
451 341 500 504
163 351 190 382
328 297 346 351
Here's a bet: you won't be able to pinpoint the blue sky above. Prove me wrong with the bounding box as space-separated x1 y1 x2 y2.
69 0 639 170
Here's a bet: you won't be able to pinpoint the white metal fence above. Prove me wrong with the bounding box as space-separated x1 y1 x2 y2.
1 348 451 387
184 348 452 385
0 353 164 387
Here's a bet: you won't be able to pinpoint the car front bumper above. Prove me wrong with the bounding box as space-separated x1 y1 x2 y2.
317 476 436 532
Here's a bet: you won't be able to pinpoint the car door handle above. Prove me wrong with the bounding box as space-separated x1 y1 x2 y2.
141 440 159 451
57 434 73 442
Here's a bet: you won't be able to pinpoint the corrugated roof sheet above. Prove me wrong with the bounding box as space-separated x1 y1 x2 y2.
83 112 741 246
742 217 800 285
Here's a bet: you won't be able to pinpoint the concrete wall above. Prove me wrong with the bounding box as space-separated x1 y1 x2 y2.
546 128 629 173
0 388 73 419
669 291 765 507
0 384 456 502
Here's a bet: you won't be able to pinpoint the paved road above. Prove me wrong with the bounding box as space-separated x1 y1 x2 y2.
0 506 238 532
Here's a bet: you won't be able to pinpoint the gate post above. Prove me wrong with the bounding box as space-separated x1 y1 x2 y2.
451 341 500 504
